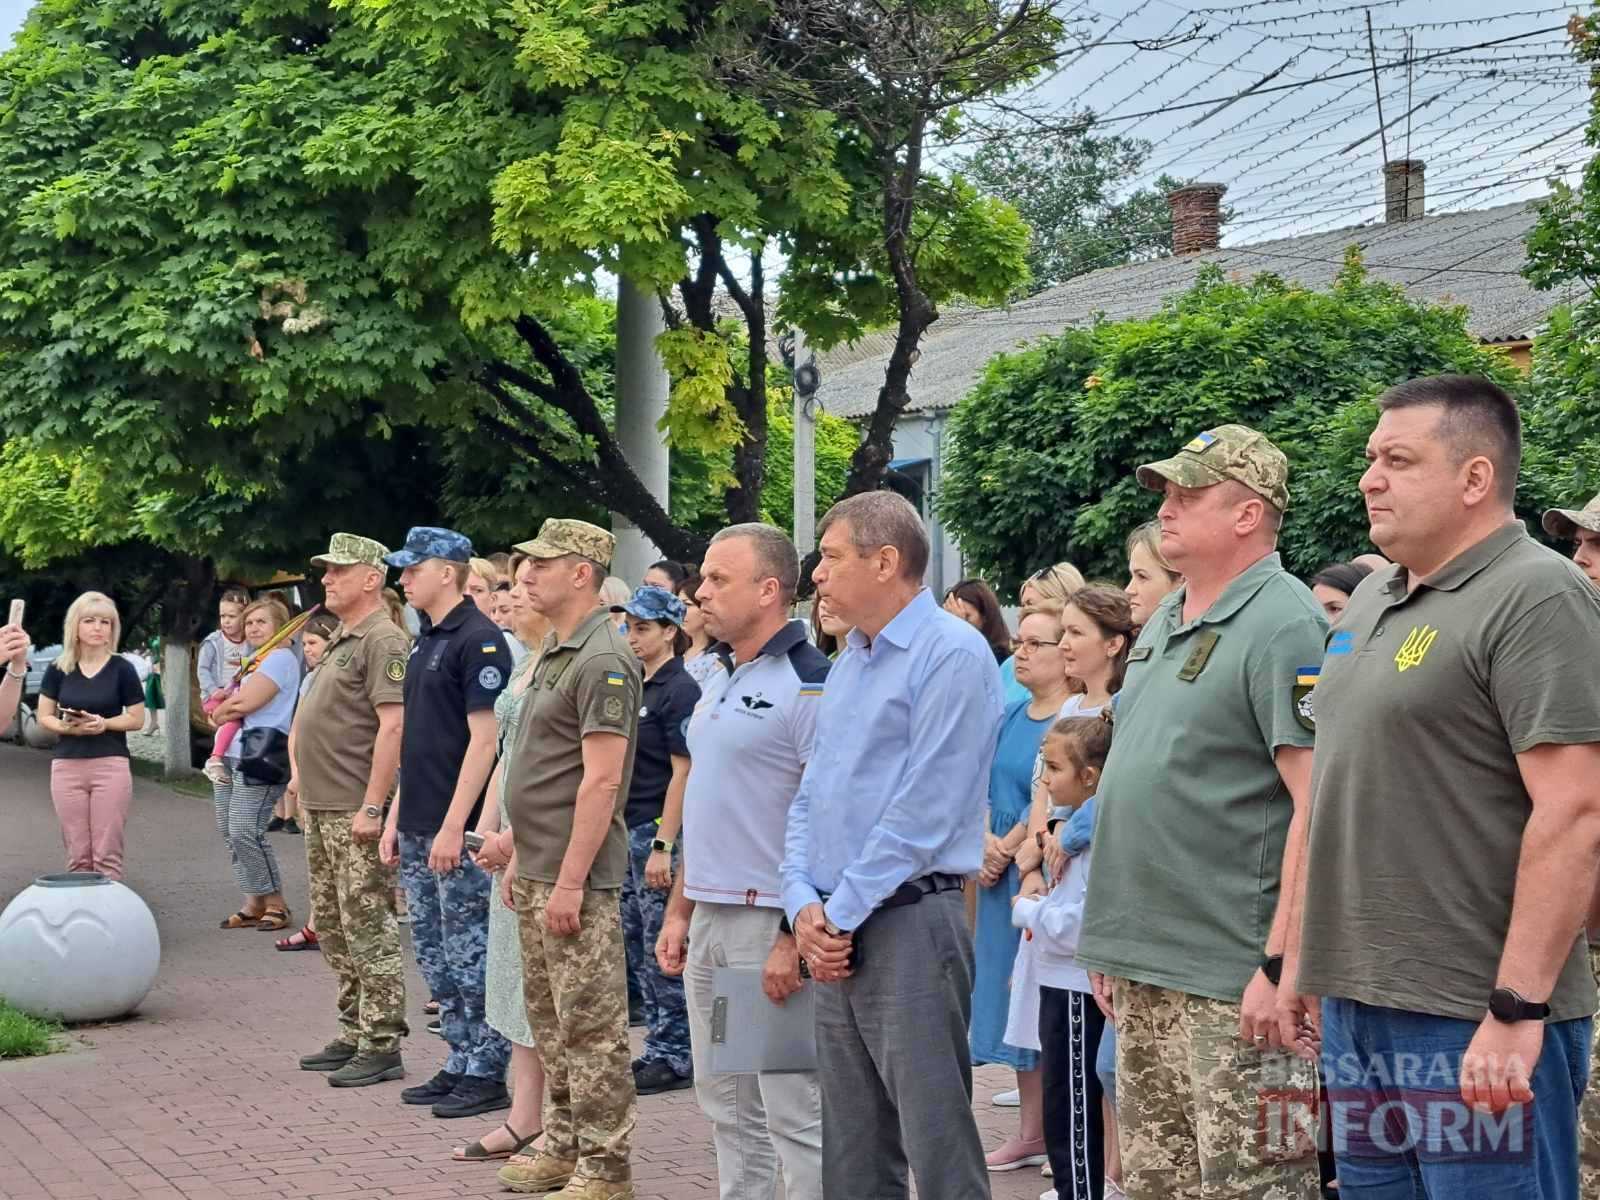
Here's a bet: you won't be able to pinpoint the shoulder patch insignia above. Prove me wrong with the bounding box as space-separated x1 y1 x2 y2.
603 695 624 721
605 670 626 687
385 658 406 682
479 665 503 690
1292 666 1319 732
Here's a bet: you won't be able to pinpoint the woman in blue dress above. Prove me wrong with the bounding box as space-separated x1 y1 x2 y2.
971 602 1073 1173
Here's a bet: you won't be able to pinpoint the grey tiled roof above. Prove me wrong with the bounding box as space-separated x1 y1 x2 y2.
818 200 1576 420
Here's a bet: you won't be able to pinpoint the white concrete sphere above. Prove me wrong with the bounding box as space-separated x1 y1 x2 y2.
0 873 161 1022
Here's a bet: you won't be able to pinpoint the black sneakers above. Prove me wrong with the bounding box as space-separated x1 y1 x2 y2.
633 1060 693 1096
401 1069 461 1106
432 1075 512 1119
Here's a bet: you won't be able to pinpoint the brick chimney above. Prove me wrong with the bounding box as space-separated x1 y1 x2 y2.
1168 183 1227 254
1383 159 1425 222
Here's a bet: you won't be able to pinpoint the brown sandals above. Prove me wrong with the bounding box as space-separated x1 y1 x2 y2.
255 908 290 932
453 1123 541 1162
275 925 318 951
220 911 259 929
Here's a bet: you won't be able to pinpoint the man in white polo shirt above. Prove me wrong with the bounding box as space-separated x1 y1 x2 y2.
656 523 828 1200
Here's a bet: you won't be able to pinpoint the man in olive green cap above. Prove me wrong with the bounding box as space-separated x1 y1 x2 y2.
293 532 413 1088
1544 491 1600 589
1547 490 1600 1194
1077 424 1324 1199
497 519 643 1200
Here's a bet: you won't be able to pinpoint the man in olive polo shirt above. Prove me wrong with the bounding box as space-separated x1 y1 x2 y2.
290 532 412 1087
1076 425 1325 1200
1546 492 1600 1196
1291 376 1600 1197
496 519 642 1200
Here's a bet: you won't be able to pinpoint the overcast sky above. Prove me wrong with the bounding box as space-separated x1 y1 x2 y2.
0 0 1589 252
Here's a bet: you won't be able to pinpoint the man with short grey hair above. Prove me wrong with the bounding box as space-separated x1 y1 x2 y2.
781 491 1002 1200
657 522 827 1200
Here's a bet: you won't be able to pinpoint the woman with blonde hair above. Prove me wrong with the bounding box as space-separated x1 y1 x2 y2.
1124 519 1182 632
37 591 146 879
999 561 1087 706
466 558 500 608
210 596 299 932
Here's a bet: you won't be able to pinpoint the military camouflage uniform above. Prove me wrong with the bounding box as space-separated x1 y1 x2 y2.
298 532 411 1056
500 519 641 1190
397 833 509 1078
1581 946 1600 1196
620 823 690 1075
514 878 636 1182
1114 979 1318 1200
305 812 408 1054
1079 430 1321 1200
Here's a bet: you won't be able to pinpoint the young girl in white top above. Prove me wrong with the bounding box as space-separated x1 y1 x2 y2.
1013 711 1116 1200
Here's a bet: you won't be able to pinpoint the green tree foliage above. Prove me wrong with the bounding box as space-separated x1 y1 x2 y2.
1525 11 1600 295
937 256 1524 591
0 0 1040 562
958 115 1185 291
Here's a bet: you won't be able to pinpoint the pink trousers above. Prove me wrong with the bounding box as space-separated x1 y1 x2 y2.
50 756 133 881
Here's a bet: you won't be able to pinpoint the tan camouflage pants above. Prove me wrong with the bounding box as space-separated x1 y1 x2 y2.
1581 945 1600 1198
304 811 407 1054
1113 978 1319 1200
514 877 636 1183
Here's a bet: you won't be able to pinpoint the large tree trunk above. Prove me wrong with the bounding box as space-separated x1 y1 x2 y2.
838 125 937 502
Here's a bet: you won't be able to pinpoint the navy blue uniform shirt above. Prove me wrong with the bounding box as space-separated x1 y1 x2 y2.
625 654 700 830
398 599 510 835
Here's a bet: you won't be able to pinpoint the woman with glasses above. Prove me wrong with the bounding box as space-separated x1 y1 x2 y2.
673 571 724 690
999 562 1087 706
971 600 1075 1174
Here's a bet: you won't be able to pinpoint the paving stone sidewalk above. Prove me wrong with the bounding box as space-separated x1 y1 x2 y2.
0 745 1045 1200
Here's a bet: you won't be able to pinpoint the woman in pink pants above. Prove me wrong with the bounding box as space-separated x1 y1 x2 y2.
37 591 146 881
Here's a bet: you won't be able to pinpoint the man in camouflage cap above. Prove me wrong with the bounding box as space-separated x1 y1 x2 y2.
497 519 644 1200
1547 490 1600 1194
1077 424 1324 1198
1544 491 1600 589
293 532 413 1088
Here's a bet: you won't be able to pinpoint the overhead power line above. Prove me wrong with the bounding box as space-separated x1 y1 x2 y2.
1086 26 1571 127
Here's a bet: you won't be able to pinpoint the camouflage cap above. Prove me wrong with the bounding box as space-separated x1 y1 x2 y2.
311 532 390 570
1542 492 1600 539
1136 423 1291 512
514 519 615 569
610 585 687 626
384 526 473 568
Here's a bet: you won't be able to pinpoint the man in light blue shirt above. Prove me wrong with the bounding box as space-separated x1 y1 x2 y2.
781 491 1004 1200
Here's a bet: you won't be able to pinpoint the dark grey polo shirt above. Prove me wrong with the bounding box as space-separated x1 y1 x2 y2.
1299 522 1600 1022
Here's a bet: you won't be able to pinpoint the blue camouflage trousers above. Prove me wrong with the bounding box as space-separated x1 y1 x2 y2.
621 821 691 1075
397 831 511 1082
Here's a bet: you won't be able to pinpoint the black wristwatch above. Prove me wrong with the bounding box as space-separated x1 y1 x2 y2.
1488 987 1550 1024
1260 954 1284 986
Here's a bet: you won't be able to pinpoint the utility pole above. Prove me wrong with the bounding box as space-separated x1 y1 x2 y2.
791 327 820 556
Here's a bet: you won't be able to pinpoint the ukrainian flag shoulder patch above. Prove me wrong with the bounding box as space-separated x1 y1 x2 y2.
604 670 626 687
797 684 824 698
1295 666 1321 687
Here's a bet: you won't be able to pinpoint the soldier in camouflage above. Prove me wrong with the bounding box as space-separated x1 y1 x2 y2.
496 519 643 1200
1075 427 1324 1199
1545 494 1600 1195
379 527 513 1122
291 533 411 1088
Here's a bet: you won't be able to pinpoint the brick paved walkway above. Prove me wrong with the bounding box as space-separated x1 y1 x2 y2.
0 744 1047 1200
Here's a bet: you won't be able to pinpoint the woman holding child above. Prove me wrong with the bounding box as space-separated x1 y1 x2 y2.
211 596 299 933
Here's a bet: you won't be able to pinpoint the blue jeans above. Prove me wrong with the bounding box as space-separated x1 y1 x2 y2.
1321 998 1591 1199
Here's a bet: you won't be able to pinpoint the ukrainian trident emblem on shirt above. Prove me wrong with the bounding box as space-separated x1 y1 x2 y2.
1394 625 1439 672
